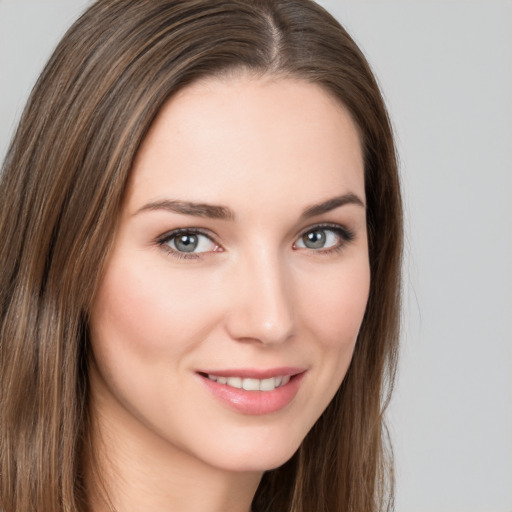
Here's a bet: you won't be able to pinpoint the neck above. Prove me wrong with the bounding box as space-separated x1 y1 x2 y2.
85 371 262 512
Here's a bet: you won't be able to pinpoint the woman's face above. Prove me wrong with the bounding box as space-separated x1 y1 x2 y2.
89 75 370 473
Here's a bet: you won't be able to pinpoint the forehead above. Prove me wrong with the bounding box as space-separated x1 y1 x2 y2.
126 75 364 217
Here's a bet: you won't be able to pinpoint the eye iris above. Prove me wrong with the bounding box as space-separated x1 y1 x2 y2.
174 234 198 252
303 230 326 249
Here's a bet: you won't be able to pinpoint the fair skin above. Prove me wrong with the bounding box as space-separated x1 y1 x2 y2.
87 74 370 512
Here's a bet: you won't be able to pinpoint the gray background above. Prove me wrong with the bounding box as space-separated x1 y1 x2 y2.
1 1 511 510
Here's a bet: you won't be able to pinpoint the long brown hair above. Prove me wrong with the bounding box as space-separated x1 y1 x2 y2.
0 1 402 511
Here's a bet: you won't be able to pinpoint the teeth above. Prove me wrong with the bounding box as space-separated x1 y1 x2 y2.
226 377 242 389
242 378 260 391
207 374 292 391
259 377 276 391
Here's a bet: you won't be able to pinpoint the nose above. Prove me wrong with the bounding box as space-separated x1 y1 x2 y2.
225 249 295 346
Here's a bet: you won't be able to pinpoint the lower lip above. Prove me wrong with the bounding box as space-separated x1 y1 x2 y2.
198 373 305 415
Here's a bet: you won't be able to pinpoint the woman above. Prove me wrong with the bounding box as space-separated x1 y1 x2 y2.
0 1 402 511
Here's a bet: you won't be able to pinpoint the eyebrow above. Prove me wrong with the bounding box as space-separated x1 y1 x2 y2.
300 193 365 219
134 193 365 221
134 199 234 220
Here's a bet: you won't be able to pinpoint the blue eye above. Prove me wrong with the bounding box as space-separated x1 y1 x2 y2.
159 229 219 256
295 225 354 251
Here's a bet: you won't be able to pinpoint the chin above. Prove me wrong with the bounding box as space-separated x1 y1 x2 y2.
206 444 300 474
181 419 310 474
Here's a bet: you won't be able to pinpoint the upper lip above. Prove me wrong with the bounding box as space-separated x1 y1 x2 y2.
197 367 306 379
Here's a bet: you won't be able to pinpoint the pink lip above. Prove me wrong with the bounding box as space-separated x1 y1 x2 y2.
196 367 306 416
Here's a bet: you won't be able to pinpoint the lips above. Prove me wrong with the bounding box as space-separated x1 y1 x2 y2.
196 367 305 415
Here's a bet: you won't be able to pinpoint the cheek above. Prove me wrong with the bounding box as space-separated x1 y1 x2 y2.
286 258 370 440
300 259 370 351
90 255 225 362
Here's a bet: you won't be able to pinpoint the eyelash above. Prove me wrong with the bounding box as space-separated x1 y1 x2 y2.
156 224 355 260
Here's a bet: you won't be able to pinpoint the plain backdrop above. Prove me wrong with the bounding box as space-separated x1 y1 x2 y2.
1 1 511 511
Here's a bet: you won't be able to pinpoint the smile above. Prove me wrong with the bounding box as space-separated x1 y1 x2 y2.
206 374 291 391
198 368 305 414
